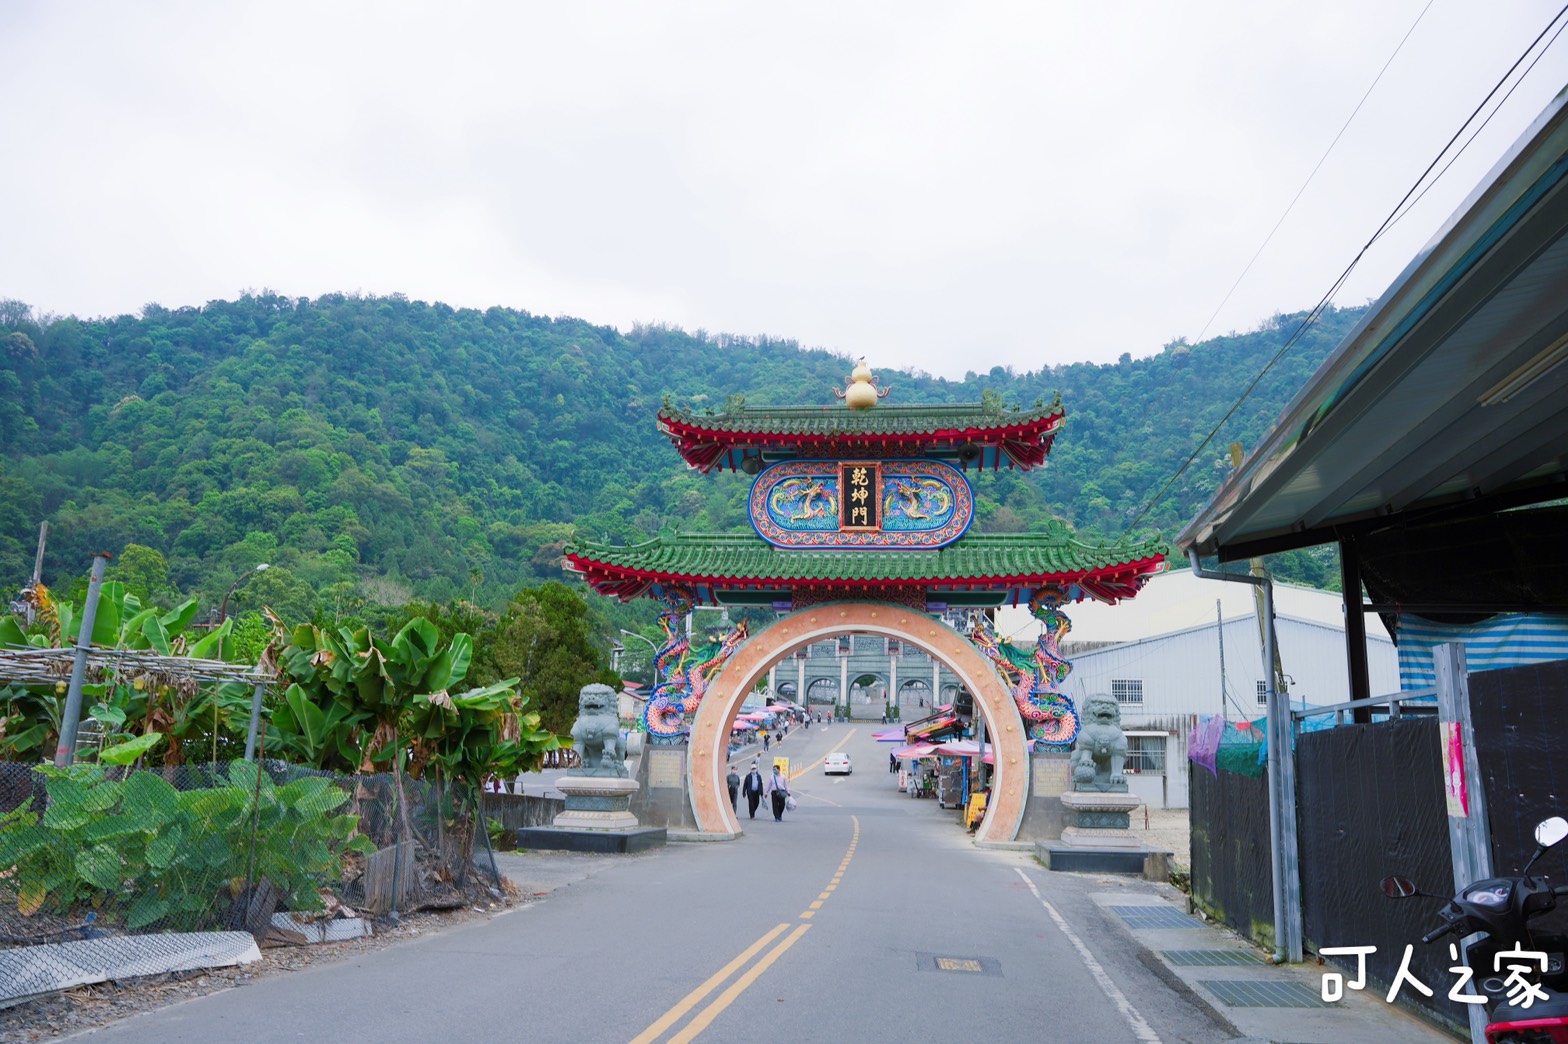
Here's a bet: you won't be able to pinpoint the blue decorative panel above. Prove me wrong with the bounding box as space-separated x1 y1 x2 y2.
749 459 973 549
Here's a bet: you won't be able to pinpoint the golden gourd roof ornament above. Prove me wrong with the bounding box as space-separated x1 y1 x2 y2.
833 357 892 410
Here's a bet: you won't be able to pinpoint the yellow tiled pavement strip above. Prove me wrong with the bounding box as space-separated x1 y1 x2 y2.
630 816 861 1043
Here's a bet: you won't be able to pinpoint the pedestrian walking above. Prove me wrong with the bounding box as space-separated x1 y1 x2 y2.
743 761 765 820
766 764 791 822
763 732 771 752
727 766 741 812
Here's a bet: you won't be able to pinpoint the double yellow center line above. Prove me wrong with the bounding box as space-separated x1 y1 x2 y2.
630 816 861 1043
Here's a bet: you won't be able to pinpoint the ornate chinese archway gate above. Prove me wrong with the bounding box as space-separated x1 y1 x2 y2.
686 602 1028 845
565 363 1168 844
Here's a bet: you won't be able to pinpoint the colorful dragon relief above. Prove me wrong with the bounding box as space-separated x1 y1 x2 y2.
769 477 837 525
883 477 951 522
971 584 1079 750
640 584 750 745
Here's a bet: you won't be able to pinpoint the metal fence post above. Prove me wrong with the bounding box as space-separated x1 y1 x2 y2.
243 681 267 761
472 787 503 892
1187 549 1301 961
55 553 110 767
1435 642 1490 1044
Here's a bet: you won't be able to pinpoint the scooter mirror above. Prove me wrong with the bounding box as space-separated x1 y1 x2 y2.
1536 817 1568 849
1382 876 1419 898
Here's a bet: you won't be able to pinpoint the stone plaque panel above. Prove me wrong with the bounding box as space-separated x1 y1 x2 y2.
647 749 685 789
1031 754 1071 796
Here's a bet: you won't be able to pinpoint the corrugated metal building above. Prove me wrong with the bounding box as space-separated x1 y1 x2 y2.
995 569 1398 808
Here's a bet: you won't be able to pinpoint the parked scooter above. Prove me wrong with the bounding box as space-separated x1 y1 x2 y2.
1384 816 1568 1043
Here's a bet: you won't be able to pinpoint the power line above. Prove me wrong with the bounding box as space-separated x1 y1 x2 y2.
1383 11 1568 238
1125 2 1568 537
1191 0 1436 347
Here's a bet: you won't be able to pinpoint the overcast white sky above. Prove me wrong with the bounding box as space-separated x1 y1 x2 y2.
3 2 1565 378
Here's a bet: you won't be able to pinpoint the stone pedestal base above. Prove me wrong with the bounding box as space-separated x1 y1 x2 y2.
1037 841 1171 880
1060 825 1145 849
553 776 641 832
1059 791 1143 848
516 825 667 853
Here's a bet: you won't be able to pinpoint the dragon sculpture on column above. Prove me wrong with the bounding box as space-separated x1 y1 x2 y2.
639 584 750 745
971 583 1080 750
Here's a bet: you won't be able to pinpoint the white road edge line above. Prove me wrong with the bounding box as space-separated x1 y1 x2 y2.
1014 867 1162 1043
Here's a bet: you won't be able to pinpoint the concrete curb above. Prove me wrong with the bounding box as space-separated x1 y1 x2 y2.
668 830 740 842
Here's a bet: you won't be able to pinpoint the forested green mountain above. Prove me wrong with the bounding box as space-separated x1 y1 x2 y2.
0 293 1356 625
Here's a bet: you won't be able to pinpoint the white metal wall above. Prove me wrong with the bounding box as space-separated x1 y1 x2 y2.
1058 615 1398 808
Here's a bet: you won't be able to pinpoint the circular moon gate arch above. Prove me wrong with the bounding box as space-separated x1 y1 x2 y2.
686 602 1029 844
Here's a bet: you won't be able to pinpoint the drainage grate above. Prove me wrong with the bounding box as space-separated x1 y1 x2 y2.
1162 949 1264 967
915 952 1003 977
1201 980 1331 1008
1107 905 1204 930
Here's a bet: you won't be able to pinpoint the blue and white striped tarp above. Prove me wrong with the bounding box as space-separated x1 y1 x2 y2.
1398 613 1568 689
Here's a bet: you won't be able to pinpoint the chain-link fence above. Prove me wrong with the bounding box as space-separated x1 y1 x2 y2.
0 758 501 1003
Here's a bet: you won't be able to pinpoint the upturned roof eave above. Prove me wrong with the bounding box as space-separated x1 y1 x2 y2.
657 413 1065 474
560 532 1168 599
656 405 1063 440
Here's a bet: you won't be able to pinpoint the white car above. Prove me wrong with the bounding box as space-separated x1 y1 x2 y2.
824 752 853 775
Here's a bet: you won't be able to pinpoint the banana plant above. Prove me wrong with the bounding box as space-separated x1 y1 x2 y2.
271 617 488 774
404 678 550 785
266 683 368 770
403 678 561 883
0 583 254 767
0 683 62 759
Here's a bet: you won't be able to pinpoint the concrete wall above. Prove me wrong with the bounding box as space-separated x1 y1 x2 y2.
479 791 566 830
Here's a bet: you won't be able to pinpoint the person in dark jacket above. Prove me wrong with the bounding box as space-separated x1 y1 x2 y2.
727 766 741 811
743 761 765 819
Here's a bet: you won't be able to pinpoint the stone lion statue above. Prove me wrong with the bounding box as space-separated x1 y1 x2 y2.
1070 696 1127 792
569 683 627 778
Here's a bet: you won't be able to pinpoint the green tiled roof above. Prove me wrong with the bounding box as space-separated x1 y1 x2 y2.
656 397 1063 438
564 525 1167 588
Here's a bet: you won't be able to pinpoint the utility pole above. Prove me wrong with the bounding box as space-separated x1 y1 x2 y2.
1216 599 1227 719
24 522 47 627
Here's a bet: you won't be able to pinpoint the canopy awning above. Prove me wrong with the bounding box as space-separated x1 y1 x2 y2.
892 743 939 759
905 714 959 740
871 727 905 742
934 739 1025 765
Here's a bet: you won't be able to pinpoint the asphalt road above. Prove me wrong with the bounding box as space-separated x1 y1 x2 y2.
74 722 1234 1043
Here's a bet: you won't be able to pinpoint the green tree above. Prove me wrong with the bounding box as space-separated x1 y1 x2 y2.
489 582 617 735
111 544 171 607
241 565 316 627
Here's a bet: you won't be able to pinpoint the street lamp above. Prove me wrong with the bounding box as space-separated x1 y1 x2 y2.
220 563 270 624
619 629 658 686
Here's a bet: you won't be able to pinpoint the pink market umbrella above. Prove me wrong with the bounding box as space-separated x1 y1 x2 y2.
891 743 938 759
939 740 1002 766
